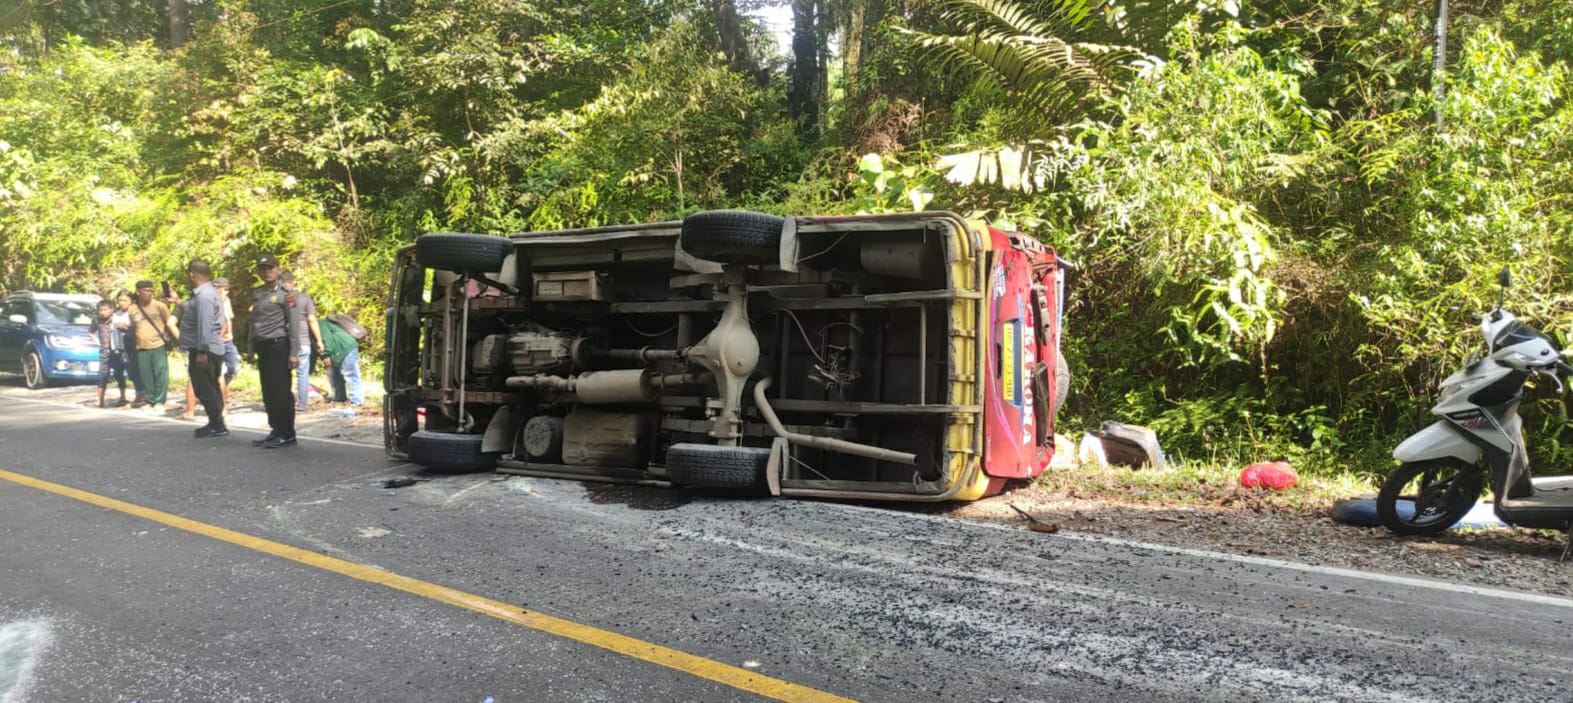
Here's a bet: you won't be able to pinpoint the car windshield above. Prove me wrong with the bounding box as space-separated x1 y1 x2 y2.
36 300 98 326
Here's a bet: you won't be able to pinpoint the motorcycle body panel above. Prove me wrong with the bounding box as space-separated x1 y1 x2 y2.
1393 421 1485 465
1427 362 1523 454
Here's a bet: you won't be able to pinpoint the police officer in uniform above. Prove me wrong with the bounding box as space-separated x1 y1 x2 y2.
248 254 302 448
180 258 228 438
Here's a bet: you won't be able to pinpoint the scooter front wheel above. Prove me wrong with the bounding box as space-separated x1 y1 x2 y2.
1376 460 1484 536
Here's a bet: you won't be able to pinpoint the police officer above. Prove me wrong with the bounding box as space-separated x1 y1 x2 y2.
179 259 227 438
248 254 302 448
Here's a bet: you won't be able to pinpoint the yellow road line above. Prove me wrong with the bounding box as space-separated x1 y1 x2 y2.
0 468 856 703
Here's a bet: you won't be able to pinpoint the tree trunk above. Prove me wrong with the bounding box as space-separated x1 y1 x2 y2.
790 0 822 136
816 0 832 114
343 162 361 214
167 0 188 49
710 0 768 87
842 0 888 99
843 0 866 100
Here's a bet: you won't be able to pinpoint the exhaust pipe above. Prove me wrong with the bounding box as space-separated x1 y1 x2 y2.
752 377 917 465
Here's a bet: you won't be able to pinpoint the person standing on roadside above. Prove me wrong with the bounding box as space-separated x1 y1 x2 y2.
249 255 301 448
170 294 220 422
89 299 130 408
179 259 227 438
173 297 198 420
279 270 325 412
214 277 240 406
127 280 175 411
181 277 240 416
114 290 143 401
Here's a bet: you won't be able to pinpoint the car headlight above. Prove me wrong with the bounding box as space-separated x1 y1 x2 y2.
45 334 93 350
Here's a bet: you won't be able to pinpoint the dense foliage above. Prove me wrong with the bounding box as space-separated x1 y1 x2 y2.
3 0 1571 477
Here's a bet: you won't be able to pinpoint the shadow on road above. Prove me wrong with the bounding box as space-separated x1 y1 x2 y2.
582 482 692 511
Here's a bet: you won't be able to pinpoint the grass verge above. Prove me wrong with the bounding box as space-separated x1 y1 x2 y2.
1030 460 1379 515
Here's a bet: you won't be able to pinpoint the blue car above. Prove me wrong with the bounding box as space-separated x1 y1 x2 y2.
0 292 104 389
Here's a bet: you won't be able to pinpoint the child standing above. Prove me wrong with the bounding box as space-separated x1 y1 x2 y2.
114 290 142 403
89 299 130 407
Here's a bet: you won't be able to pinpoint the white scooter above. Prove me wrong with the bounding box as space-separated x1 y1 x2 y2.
1379 267 1573 558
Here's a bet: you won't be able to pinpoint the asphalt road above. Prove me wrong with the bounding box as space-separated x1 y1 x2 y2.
2 396 1572 703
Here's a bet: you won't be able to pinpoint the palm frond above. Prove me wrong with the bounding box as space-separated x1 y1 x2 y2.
901 0 1144 126
935 0 1099 39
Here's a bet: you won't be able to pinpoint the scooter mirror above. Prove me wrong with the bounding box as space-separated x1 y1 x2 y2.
1497 266 1512 288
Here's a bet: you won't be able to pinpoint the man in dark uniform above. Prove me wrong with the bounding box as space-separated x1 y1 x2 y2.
248 254 302 448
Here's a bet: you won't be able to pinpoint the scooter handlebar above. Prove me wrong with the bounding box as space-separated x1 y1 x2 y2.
1559 360 1573 376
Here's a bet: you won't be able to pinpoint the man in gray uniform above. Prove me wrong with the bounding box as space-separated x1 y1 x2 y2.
248 254 301 448
180 259 228 438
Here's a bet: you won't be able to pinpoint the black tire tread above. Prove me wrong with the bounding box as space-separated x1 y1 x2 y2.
1052 354 1070 415
666 443 770 493
680 210 784 265
407 430 498 473
415 233 513 273
23 349 49 390
1376 460 1483 536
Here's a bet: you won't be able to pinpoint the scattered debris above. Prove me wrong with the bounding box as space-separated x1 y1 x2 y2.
1330 497 1505 530
381 477 429 489
951 481 1573 597
1077 433 1108 467
1240 461 1298 490
1079 423 1166 469
1008 503 1060 534
1049 434 1078 469
1093 421 1167 469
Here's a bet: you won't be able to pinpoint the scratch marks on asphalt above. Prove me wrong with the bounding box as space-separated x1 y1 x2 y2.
659 513 1457 703
0 619 52 703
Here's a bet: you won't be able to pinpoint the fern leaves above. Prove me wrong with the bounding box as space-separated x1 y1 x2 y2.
902 0 1140 124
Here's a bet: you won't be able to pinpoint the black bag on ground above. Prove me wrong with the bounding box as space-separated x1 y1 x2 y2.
326 314 368 341
1094 421 1167 469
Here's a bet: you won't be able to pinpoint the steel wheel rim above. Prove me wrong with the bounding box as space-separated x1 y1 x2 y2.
1406 466 1465 527
23 352 42 387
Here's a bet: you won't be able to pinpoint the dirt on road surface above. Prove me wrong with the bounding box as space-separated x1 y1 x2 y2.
5 376 1570 599
950 486 1572 598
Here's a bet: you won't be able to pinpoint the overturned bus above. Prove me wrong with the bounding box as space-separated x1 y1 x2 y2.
383 211 1071 502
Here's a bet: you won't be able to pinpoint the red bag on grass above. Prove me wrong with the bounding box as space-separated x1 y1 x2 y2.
1240 461 1297 490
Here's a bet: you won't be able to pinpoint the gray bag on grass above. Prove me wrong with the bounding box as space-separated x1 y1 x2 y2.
1094 421 1167 469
